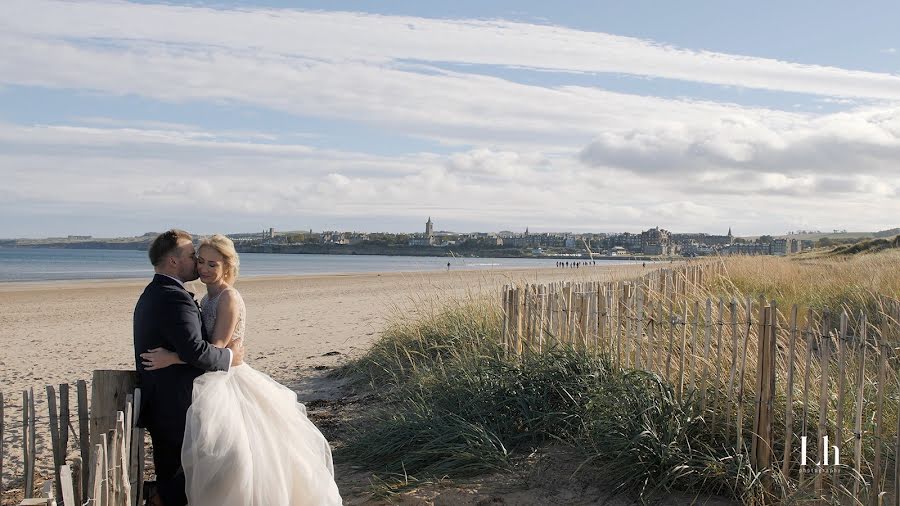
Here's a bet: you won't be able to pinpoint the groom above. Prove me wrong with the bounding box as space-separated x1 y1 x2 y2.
133 229 244 506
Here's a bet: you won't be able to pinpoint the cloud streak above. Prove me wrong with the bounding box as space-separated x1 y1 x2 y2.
5 0 900 100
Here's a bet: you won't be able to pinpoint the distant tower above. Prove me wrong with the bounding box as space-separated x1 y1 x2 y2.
425 217 434 245
727 227 734 244
525 227 529 236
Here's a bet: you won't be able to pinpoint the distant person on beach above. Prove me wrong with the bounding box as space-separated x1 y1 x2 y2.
447 261 451 271
138 232 341 506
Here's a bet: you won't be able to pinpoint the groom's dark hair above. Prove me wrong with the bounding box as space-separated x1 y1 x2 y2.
149 229 193 266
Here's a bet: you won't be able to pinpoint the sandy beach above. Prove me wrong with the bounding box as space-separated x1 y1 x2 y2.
0 264 652 501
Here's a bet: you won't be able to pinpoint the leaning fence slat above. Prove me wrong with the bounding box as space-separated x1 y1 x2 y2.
77 379 91 496
0 390 4 498
635 287 644 369
725 298 739 443
853 313 867 500
117 412 131 506
781 304 799 480
699 298 713 413
712 298 725 433
666 301 675 382
47 384 64 502
89 440 105 506
751 304 769 467
815 315 832 497
71 456 83 506
688 301 700 395
124 395 134 463
60 463 76 506
873 327 887 498
678 303 689 402
735 297 753 453
24 388 36 499
647 300 656 373
800 309 815 485
107 427 119 506
835 311 848 489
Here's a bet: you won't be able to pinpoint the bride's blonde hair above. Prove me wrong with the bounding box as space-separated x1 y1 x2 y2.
200 234 240 283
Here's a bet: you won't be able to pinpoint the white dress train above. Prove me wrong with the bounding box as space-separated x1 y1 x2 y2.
182 288 342 505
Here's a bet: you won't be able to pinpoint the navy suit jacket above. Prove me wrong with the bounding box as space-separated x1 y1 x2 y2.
133 274 230 430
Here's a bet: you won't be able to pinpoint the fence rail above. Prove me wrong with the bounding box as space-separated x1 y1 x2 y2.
501 262 900 504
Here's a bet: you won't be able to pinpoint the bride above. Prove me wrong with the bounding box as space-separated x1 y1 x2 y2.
141 234 342 505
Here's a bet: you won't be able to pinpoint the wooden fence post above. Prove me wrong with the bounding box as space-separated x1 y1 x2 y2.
736 298 753 453
678 303 689 402
89 439 106 506
815 311 833 497
666 301 675 382
117 412 132 506
712 298 725 434
90 371 137 451
781 304 799 480
0 390 3 498
688 301 700 396
753 303 777 476
699 298 713 413
873 324 887 498
60 464 76 506
853 313 867 500
71 456 83 506
635 286 644 369
77 379 91 495
47 384 63 502
131 388 144 506
834 311 848 490
725 298 739 443
23 388 36 499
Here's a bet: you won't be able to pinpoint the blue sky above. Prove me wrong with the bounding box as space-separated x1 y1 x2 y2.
1 0 899 238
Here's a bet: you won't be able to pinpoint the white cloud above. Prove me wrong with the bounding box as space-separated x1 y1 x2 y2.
5 0 900 100
580 105 900 177
2 2 900 235
2 121 898 236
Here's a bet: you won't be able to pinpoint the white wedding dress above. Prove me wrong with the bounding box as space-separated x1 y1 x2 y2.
182 288 342 505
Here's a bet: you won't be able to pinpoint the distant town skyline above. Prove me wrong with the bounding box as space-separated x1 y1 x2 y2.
3 1 900 238
4 217 884 241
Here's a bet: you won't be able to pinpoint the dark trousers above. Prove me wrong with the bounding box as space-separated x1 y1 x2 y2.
148 422 188 506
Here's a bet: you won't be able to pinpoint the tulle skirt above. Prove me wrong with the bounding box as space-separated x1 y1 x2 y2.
182 364 342 506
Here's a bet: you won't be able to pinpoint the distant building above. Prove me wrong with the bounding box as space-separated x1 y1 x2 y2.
409 217 437 246
640 227 674 255
673 228 734 248
723 242 770 256
771 238 788 256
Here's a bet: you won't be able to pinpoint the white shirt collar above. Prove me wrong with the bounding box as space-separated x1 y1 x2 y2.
157 272 186 289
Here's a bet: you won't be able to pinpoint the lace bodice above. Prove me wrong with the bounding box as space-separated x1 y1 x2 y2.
200 287 246 343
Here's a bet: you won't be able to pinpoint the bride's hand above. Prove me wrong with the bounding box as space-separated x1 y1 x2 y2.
226 338 244 366
141 347 182 370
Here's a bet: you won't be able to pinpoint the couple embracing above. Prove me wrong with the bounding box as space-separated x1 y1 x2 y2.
133 229 342 505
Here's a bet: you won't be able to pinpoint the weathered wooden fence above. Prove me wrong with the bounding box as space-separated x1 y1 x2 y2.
0 371 144 506
501 263 900 504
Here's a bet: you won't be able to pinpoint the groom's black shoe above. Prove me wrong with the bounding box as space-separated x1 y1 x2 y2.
143 480 164 506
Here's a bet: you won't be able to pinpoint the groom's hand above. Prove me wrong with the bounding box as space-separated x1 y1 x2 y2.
227 338 245 366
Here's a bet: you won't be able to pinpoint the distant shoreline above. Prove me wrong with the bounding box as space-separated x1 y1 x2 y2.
0 243 669 261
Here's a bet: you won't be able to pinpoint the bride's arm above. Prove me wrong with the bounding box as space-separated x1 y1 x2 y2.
209 290 241 348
